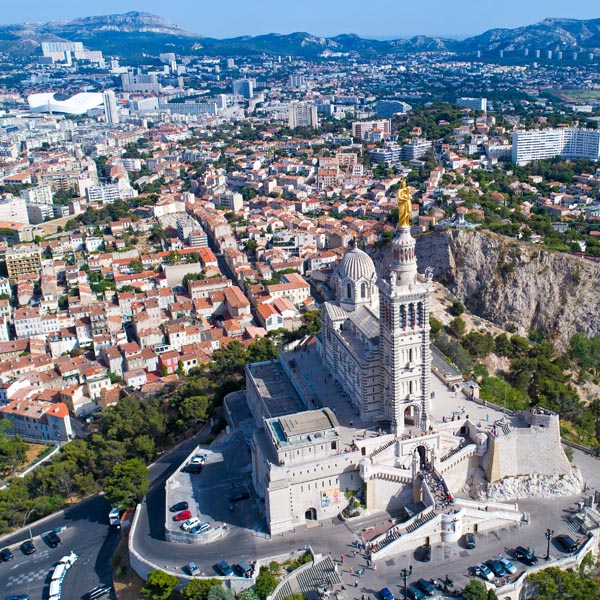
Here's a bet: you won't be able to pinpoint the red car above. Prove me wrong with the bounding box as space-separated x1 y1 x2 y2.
173 510 192 522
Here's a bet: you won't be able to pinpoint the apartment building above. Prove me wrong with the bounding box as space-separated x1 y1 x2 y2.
5 245 42 281
512 128 600 164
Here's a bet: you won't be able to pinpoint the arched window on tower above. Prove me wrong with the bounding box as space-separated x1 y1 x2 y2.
409 348 413 363
347 283 352 299
408 303 415 328
417 302 424 326
409 381 414 395
399 305 406 329
361 282 367 299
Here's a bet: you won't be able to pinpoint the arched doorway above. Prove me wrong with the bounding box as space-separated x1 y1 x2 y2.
404 404 421 427
305 507 317 521
415 445 430 471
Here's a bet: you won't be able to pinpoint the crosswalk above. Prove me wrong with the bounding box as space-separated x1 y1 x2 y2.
6 566 48 588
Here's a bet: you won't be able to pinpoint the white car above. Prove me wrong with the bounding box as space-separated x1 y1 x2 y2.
190 452 208 465
475 563 494 582
499 557 517 575
181 517 201 531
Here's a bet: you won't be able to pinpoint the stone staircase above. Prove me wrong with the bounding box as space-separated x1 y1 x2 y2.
371 470 412 485
272 557 340 600
369 525 402 553
440 441 466 463
500 422 511 435
296 557 341 600
405 509 436 533
369 438 396 459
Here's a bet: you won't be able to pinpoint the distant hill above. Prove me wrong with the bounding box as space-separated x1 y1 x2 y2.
456 17 600 53
1 12 600 59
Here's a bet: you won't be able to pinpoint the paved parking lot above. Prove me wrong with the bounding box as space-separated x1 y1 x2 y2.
165 428 264 541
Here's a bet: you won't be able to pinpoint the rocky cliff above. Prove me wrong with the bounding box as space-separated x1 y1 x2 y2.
404 229 600 351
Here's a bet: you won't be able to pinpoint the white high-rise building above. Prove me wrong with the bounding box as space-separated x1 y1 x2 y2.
457 97 488 112
0 196 29 224
288 103 319 129
512 128 600 164
103 90 119 125
232 79 254 99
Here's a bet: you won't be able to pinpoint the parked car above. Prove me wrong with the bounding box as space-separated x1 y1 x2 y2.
215 561 234 576
230 491 250 503
0 548 14 561
514 546 538 566
173 510 193 522
20 540 35 555
169 501 189 513
5 595 29 600
499 557 517 575
83 584 112 600
184 463 203 474
44 531 62 548
186 561 201 576
181 517 201 531
416 578 436 596
463 533 476 549
190 452 207 464
486 560 507 577
556 534 578 553
406 583 426 600
420 543 431 562
190 522 211 535
475 562 494 582
235 561 253 578
379 588 394 600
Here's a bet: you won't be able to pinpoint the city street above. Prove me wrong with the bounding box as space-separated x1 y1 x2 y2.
0 428 209 600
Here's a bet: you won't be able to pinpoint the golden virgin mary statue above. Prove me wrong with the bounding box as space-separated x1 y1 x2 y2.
396 179 413 227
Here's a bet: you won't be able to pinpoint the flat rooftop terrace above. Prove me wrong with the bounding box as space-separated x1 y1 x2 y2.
247 360 306 418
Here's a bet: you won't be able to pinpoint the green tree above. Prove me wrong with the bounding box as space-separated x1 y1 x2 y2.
463 332 495 358
129 259 144 274
449 301 465 316
510 335 530 356
461 579 488 600
238 590 261 600
184 580 223 600
207 586 235 600
178 396 210 423
494 333 513 357
449 316 466 338
0 421 27 474
141 569 179 600
526 566 600 599
254 567 278 599
103 458 149 509
429 315 443 337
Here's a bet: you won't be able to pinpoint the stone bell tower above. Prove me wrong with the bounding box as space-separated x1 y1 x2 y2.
378 221 433 434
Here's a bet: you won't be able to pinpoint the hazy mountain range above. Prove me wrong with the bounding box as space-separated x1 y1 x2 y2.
1 11 599 58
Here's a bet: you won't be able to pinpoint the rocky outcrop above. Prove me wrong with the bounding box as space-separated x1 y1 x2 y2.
468 466 584 502
411 229 600 351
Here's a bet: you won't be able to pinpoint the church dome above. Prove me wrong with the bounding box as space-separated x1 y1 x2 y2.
337 247 376 282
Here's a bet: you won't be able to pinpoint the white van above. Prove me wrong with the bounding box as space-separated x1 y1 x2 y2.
52 563 66 581
49 579 62 598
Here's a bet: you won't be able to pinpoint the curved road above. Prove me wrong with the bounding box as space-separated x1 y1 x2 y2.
2 426 598 600
0 430 208 600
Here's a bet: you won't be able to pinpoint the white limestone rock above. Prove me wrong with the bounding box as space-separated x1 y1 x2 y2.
470 467 584 502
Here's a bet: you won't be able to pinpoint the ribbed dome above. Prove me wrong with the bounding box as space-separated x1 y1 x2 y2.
337 247 376 282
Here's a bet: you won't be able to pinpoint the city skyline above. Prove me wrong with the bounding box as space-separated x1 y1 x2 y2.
0 1 598 39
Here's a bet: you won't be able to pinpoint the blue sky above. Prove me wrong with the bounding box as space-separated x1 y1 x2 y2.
2 1 599 39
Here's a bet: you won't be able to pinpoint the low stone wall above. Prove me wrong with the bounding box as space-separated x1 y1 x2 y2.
129 502 254 593
165 524 226 545
493 528 600 600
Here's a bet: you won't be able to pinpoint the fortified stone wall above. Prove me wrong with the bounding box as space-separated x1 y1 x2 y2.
480 418 572 483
